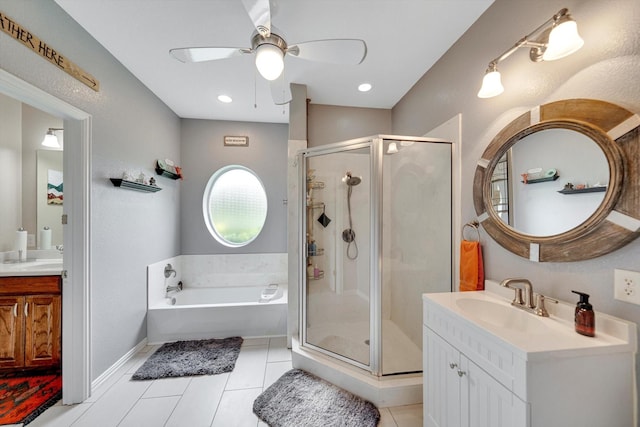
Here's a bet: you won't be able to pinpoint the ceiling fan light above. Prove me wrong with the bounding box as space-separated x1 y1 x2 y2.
542 18 584 61
255 43 284 81
477 69 504 98
41 129 61 148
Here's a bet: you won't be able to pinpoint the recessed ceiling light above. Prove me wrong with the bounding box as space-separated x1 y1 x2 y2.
358 83 372 92
217 95 232 103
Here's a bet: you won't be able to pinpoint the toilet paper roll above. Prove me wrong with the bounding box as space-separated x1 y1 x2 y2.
15 229 27 261
40 227 52 250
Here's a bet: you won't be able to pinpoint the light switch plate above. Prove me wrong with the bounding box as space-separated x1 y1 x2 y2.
614 269 640 305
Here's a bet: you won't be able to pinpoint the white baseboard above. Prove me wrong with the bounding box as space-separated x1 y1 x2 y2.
91 338 148 392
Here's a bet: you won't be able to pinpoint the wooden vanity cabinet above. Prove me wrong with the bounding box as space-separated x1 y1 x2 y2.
0 276 61 370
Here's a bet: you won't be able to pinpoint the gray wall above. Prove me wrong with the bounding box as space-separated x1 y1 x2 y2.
308 104 392 147
0 1 181 380
392 0 640 362
180 119 288 254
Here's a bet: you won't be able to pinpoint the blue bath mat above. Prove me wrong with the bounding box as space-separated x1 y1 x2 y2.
253 369 380 427
131 336 243 380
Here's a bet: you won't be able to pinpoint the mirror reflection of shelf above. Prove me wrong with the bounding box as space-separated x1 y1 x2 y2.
307 202 325 210
558 186 607 195
521 174 559 184
308 181 325 189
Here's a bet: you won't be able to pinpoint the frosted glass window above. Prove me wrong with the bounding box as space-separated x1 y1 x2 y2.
203 165 267 247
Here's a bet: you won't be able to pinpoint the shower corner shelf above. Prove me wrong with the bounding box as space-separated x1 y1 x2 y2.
308 202 325 210
308 248 325 257
308 270 325 280
110 178 162 193
308 181 325 189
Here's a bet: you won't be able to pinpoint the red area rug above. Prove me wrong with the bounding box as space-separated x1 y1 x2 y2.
0 374 61 425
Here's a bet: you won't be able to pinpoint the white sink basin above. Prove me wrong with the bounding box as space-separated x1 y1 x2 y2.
0 259 63 276
424 286 635 359
455 297 548 334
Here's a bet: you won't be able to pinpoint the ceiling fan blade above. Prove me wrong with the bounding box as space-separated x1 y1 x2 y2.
270 75 292 105
169 47 248 63
241 0 271 37
287 39 367 65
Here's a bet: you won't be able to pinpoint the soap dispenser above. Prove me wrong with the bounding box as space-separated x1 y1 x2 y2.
571 290 595 337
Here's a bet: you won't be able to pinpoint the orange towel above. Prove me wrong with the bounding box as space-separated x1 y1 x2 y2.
460 240 484 292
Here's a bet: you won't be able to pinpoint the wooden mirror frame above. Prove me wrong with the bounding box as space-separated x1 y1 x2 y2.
473 99 640 262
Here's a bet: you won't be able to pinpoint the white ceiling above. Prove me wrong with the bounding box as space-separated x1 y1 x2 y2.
55 0 494 124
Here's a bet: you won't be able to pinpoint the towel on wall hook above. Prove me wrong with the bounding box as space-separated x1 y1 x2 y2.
460 221 484 292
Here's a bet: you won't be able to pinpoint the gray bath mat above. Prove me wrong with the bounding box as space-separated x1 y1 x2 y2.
131 336 243 380
253 369 380 427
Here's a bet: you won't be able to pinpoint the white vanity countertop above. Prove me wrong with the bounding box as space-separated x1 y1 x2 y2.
423 280 637 361
0 251 63 277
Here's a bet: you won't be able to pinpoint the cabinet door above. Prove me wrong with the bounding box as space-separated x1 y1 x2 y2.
464 357 528 427
0 296 24 368
24 295 61 368
424 327 462 427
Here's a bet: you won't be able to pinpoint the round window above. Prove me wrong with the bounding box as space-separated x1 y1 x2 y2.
202 165 268 247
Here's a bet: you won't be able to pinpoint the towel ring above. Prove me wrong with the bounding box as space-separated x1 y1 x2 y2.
462 221 481 242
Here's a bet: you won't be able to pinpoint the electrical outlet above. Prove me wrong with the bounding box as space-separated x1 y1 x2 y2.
614 269 640 305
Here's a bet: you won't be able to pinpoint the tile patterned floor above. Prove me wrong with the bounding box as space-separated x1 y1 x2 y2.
25 337 422 426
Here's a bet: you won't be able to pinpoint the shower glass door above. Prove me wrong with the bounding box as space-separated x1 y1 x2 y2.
302 144 372 368
380 138 452 375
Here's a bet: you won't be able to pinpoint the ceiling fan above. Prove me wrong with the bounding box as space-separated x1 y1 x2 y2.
169 0 367 105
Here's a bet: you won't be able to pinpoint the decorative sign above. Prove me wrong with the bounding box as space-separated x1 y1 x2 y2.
224 136 249 147
0 11 100 91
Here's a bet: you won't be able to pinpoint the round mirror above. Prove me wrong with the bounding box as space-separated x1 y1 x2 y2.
473 99 640 262
490 128 609 236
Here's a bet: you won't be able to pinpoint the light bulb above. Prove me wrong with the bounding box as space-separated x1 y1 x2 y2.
255 44 284 81
477 70 504 98
41 130 60 148
543 19 584 61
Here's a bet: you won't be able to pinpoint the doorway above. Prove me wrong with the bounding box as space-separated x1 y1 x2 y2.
0 68 91 404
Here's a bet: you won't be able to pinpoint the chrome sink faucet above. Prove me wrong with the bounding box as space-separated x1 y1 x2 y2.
499 278 558 317
500 278 534 308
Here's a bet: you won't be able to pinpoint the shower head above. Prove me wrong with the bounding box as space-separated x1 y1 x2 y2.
342 172 362 186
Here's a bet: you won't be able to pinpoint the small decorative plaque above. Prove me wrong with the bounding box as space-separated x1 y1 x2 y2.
224 136 249 146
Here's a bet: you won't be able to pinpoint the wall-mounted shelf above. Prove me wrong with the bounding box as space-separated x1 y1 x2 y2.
156 160 182 180
110 178 162 193
558 186 607 195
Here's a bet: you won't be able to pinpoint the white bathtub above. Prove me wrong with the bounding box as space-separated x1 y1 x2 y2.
147 284 287 344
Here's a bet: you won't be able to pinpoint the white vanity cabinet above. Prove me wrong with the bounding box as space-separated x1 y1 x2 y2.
424 326 527 427
423 289 637 427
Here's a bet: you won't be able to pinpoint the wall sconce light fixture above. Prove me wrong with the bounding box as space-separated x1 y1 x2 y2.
42 128 63 148
477 8 584 99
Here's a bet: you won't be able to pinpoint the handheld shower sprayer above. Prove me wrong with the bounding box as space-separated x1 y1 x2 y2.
342 171 361 259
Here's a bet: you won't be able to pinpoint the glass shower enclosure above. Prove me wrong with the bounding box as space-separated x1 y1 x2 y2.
299 135 452 376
